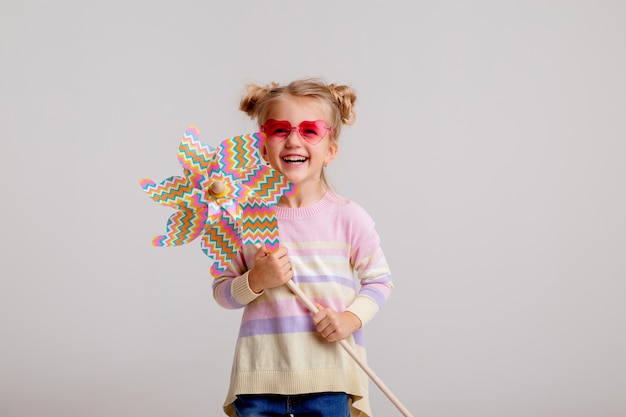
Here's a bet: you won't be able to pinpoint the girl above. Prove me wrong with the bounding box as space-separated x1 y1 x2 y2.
212 78 394 417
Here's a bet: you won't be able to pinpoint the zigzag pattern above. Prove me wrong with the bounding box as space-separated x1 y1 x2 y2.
152 207 206 246
142 126 291 276
261 236 281 253
183 167 207 191
202 213 242 275
215 196 243 224
178 125 216 174
241 166 296 204
184 192 209 214
140 176 195 209
218 132 262 175
240 197 280 251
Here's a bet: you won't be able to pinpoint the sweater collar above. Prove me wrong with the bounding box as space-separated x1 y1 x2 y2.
273 191 336 219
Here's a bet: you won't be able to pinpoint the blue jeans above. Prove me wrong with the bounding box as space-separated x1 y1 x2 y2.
233 392 350 417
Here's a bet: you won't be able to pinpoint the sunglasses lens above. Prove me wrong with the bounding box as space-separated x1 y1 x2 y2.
298 121 324 142
263 120 291 138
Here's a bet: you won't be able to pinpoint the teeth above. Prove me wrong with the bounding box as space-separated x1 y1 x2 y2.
283 157 306 163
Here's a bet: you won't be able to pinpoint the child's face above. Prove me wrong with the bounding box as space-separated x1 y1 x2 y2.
261 96 337 189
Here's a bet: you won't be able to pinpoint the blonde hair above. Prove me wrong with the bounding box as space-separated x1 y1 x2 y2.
239 77 357 190
240 77 357 141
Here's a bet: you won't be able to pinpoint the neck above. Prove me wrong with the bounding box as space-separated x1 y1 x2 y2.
278 182 327 208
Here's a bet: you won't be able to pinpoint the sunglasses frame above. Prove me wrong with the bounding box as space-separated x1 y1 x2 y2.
260 119 333 144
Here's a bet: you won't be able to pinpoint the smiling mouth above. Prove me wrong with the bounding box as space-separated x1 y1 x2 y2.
282 156 307 163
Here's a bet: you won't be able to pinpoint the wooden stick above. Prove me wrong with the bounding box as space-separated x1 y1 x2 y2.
284 279 414 417
252 243 413 416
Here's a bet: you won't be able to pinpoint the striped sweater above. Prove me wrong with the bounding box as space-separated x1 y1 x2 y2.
212 192 394 417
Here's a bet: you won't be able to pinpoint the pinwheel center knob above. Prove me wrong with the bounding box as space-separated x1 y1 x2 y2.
209 180 226 199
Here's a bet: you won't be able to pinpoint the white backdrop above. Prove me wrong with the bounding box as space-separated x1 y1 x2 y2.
1 1 625 416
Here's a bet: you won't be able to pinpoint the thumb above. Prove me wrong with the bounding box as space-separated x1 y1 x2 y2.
253 243 269 261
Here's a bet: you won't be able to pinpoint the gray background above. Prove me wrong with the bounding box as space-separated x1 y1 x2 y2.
1 1 625 416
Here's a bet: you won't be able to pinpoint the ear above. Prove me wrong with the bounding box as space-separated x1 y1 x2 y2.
260 143 269 163
324 141 338 166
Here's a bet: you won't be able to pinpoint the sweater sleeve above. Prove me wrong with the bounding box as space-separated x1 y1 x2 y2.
345 208 394 325
212 248 262 309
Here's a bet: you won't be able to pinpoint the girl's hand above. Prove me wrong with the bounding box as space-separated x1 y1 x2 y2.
248 246 293 293
312 303 362 342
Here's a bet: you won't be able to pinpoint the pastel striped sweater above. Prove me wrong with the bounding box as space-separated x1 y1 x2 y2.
212 192 393 417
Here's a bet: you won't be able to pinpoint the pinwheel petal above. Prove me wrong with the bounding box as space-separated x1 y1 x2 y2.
152 207 207 247
240 195 280 252
217 132 264 178
238 165 297 205
220 199 243 225
178 125 217 175
140 176 196 209
201 211 242 276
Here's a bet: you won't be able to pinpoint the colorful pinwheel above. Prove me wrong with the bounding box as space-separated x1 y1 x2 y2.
140 125 295 276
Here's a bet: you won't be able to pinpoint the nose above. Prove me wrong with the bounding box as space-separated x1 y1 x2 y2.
284 128 304 145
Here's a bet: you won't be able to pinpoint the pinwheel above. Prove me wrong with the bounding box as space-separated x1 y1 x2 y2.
139 125 295 277
140 125 413 417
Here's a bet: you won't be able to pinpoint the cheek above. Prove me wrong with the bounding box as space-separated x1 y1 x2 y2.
262 143 281 162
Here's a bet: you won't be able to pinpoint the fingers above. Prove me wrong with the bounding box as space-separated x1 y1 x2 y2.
312 307 356 342
272 247 292 280
313 306 334 337
273 246 289 259
316 316 337 340
250 245 293 290
253 244 268 261
312 304 327 326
